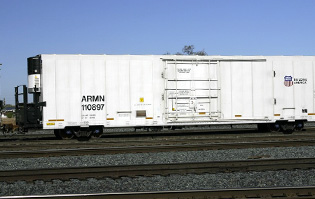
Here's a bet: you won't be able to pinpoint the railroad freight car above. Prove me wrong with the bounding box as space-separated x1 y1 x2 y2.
15 55 315 138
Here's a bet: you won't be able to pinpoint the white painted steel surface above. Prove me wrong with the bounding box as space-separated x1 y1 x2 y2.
28 74 40 92
36 55 315 129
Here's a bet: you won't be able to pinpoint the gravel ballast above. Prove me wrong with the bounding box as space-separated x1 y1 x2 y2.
2 145 315 196
1 146 315 170
1 170 315 196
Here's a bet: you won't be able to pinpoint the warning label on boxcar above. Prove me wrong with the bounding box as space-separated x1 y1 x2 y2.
177 68 191 73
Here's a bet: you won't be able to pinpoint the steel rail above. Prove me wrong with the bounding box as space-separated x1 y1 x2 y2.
2 127 315 142
1 139 315 159
2 129 315 153
1 186 315 199
2 132 315 148
2 158 315 182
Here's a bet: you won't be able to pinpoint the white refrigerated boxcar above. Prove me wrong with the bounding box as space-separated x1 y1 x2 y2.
22 54 315 138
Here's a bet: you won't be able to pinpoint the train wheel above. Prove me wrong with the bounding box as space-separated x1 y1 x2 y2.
92 127 103 138
59 129 74 139
269 123 281 132
295 122 304 131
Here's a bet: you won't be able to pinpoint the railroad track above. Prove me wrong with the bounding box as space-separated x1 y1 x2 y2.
2 129 315 151
1 128 315 144
2 158 315 182
1 186 315 199
0 127 257 138
1 139 315 159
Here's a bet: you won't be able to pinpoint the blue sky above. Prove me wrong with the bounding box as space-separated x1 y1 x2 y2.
1 0 315 104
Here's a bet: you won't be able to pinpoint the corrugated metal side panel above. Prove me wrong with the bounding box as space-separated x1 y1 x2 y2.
42 55 56 129
81 58 106 125
55 58 81 124
293 59 313 120
273 58 295 115
220 60 273 120
105 57 164 127
152 59 164 124
41 55 166 129
105 59 131 125
252 61 274 118
272 57 315 121
130 60 154 125
231 62 249 117
220 62 232 119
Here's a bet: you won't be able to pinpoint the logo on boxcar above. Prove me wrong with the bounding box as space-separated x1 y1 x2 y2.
284 76 293 87
284 76 307 87
294 78 307 85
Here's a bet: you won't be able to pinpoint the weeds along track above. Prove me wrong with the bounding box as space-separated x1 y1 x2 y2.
2 158 315 183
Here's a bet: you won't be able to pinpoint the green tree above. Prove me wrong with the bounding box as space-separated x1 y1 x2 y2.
182 45 195 55
167 45 207 56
